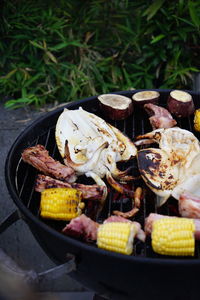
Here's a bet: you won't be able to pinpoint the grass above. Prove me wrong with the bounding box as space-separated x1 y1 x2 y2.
0 0 200 109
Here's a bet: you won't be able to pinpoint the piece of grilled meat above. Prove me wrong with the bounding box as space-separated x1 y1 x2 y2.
22 144 76 183
144 103 177 130
62 214 146 242
35 174 107 202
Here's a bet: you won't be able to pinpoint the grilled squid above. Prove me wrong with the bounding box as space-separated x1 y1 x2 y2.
55 107 137 210
135 127 200 206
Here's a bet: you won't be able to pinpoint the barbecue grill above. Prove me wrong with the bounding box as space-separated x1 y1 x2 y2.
2 89 200 300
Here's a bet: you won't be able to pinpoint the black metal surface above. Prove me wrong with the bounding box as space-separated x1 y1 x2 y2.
4 90 200 299
0 210 21 234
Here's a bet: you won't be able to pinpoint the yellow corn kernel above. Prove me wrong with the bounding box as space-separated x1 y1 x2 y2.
194 109 200 132
152 218 195 256
97 222 136 255
40 187 84 221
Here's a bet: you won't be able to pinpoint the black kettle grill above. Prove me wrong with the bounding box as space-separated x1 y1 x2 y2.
2 89 200 300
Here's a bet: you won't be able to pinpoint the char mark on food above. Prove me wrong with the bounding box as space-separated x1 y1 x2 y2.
35 174 106 201
144 103 177 130
22 144 76 183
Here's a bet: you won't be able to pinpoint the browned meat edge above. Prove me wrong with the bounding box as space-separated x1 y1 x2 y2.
22 144 76 183
35 174 106 201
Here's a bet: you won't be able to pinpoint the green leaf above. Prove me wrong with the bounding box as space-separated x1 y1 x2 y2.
143 0 165 20
23 73 43 88
45 51 58 64
174 15 195 27
49 41 85 51
5 97 33 109
70 41 85 47
3 69 17 79
13 34 30 39
150 34 165 44
49 42 70 51
188 1 200 27
22 87 27 98
29 40 45 50
115 24 134 35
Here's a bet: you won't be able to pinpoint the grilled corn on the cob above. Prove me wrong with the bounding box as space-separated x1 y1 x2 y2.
152 217 195 256
194 109 200 132
97 222 136 255
40 187 84 221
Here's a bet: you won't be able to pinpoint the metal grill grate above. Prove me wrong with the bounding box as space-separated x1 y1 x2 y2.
14 91 200 260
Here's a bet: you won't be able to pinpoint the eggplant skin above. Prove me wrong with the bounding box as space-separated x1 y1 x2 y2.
97 93 134 121
167 95 195 118
99 102 133 120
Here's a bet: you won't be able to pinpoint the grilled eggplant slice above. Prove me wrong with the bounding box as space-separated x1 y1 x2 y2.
132 91 160 106
167 90 195 118
98 94 133 120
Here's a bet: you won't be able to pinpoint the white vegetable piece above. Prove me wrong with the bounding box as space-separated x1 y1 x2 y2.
55 107 137 202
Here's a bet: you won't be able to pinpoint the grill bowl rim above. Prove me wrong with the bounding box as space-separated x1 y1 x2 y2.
4 89 200 266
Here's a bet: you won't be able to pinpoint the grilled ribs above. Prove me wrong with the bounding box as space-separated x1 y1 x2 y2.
35 174 106 201
22 144 76 183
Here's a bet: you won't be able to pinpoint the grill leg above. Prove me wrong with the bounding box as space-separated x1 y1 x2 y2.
0 210 21 233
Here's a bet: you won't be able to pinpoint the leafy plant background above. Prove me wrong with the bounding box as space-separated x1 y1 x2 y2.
0 0 200 109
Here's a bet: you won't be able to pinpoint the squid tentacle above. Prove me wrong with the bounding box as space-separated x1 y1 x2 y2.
106 171 134 198
64 140 108 174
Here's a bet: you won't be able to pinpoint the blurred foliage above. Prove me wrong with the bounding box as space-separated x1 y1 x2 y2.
0 0 200 108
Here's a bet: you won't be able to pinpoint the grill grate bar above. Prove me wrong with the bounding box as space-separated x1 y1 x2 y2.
108 188 113 218
44 128 51 149
141 189 147 257
16 159 29 197
24 138 41 210
51 132 58 157
16 137 39 198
